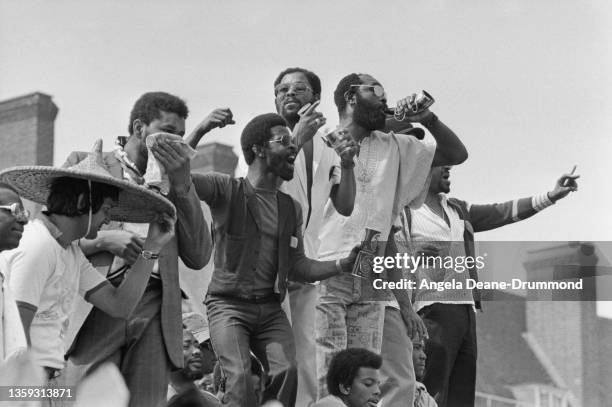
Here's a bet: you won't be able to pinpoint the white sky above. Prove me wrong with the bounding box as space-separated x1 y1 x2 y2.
1 1 611 315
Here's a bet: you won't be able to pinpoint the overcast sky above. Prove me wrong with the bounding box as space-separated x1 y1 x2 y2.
1 1 611 315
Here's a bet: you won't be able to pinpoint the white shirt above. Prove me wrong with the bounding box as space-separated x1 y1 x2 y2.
317 131 435 261
0 258 27 360
408 194 474 311
280 131 340 258
4 216 107 369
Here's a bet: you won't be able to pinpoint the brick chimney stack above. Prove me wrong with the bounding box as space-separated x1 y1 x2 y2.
0 92 58 169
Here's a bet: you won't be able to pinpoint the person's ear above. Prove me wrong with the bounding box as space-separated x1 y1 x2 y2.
252 145 265 158
344 91 356 106
339 383 351 396
132 119 146 139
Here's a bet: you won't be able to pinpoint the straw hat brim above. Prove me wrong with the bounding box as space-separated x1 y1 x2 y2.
0 166 176 223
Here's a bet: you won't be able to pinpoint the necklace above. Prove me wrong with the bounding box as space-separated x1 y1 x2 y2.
355 135 379 186
113 147 144 185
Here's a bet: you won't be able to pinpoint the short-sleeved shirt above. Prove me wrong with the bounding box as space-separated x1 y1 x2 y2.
0 257 27 359
4 215 108 369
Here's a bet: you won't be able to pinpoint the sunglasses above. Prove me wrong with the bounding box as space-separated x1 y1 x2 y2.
267 134 294 147
0 203 30 222
275 82 313 97
350 84 386 99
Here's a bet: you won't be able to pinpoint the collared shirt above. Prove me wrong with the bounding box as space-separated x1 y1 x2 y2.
408 194 474 311
4 214 108 369
107 149 160 280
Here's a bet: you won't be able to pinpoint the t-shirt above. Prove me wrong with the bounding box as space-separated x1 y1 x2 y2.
252 188 279 296
0 258 27 359
4 216 108 369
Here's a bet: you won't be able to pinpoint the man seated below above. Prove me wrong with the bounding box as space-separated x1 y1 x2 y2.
412 336 438 407
313 348 382 407
168 321 219 406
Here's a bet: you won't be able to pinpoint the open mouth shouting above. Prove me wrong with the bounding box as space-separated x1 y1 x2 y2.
286 153 296 171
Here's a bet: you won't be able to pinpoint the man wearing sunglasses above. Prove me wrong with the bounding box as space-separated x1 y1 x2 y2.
0 183 29 360
314 73 467 406
0 183 29 252
191 113 359 407
273 67 358 406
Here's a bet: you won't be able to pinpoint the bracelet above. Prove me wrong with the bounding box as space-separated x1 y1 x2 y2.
141 250 160 260
335 259 344 274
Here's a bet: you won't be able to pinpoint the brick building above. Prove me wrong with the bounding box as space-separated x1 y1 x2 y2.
476 243 612 407
0 92 58 170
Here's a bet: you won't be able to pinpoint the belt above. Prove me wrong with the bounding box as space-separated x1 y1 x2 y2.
207 293 280 304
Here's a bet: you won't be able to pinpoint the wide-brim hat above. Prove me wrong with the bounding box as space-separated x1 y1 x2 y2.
384 117 425 140
0 139 176 223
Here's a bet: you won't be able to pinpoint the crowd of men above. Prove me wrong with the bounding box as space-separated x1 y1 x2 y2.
0 66 579 407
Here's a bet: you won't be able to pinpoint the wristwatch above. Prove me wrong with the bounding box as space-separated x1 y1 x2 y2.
140 250 160 260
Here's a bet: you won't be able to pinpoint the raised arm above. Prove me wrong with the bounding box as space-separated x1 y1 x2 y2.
422 113 468 166
151 139 212 268
185 108 235 149
395 94 468 166
290 101 326 152
465 170 579 232
328 129 359 216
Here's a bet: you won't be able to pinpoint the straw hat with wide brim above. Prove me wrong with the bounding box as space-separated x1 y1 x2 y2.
0 139 176 223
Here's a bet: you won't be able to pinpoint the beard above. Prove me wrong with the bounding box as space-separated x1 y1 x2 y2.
353 94 386 131
266 154 294 181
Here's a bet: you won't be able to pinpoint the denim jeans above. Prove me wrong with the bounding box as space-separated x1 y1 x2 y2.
206 296 298 407
315 273 416 406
